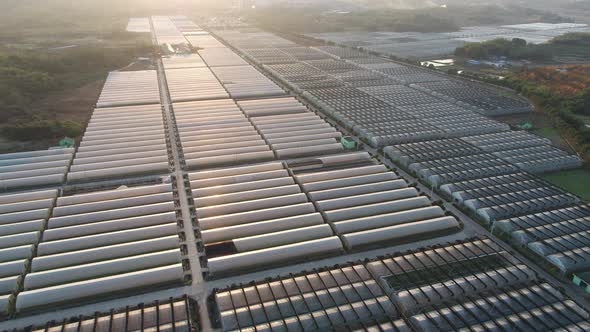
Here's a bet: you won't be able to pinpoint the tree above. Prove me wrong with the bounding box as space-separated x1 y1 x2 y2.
511 38 527 47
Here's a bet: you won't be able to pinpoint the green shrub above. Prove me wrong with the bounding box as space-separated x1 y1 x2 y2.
3 120 82 140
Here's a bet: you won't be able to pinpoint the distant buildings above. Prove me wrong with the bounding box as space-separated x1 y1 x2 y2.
249 0 322 8
232 0 255 9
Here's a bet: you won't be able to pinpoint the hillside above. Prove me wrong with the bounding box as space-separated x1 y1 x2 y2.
517 65 590 96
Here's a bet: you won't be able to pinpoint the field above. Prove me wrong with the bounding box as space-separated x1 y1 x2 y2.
541 168 590 201
532 126 572 149
493 111 575 151
0 39 152 153
0 1 155 152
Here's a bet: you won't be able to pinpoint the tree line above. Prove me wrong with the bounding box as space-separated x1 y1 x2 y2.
455 32 590 60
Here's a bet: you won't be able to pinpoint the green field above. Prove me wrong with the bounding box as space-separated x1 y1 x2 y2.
575 114 590 125
533 127 561 141
541 168 590 201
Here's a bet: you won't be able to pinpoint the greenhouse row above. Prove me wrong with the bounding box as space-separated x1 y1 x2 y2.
367 238 589 330
386 135 588 274
384 138 481 168
165 67 229 102
210 29 524 147
217 30 296 51
292 152 460 250
162 54 207 70
199 47 249 67
27 297 195 332
171 90 344 170
384 141 580 223
169 16 201 34
495 203 590 274
163 32 288 103
325 42 530 115
394 102 510 138
215 263 403 331
189 151 461 276
14 183 187 312
185 34 225 49
173 99 274 169
0 182 188 315
68 104 170 182
386 138 515 182
384 133 581 188
0 149 74 191
210 65 286 99
213 237 590 331
238 97 344 159
215 29 531 117
96 71 160 108
156 15 221 49
0 189 58 314
242 48 300 65
152 16 190 46
462 131 583 173
189 162 341 276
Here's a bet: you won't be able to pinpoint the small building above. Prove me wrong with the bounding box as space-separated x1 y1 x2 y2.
572 271 590 294
341 136 357 150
